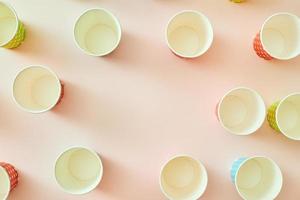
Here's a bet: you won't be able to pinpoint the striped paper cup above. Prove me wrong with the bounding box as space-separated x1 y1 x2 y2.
216 87 266 135
0 162 18 199
159 155 208 200
13 66 64 113
0 1 25 49
267 93 300 140
230 156 282 200
166 10 213 58
253 13 300 60
55 147 103 195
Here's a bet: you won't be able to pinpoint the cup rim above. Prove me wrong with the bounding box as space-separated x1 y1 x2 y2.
260 12 300 60
0 166 11 199
54 146 103 195
165 10 214 58
159 154 208 200
12 65 62 114
217 87 266 135
234 156 283 200
0 1 20 47
275 92 300 140
73 8 122 57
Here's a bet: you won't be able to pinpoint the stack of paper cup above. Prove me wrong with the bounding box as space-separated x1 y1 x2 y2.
216 87 266 135
267 93 300 140
74 8 122 56
253 13 300 60
54 147 103 194
0 162 18 200
166 10 213 58
13 66 64 113
230 156 282 200
159 155 208 200
0 1 25 49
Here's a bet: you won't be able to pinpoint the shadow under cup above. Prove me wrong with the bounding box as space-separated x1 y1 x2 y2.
166 10 213 58
13 66 62 113
74 8 122 56
160 155 208 200
218 88 266 135
234 157 282 200
55 147 103 195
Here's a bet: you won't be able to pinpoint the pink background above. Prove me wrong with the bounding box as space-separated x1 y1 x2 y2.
1 0 300 199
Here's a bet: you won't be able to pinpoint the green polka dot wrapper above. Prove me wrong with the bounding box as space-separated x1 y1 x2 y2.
2 21 25 49
267 102 281 132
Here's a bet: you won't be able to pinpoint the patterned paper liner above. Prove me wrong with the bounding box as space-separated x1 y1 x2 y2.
2 21 25 49
267 102 281 132
253 32 273 60
0 162 18 193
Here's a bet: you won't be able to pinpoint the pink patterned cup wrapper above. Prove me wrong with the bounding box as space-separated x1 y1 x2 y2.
0 162 18 192
253 32 273 60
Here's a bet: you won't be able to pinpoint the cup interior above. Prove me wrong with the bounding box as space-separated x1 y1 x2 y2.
0 167 10 199
55 147 103 194
236 157 282 200
261 13 300 59
219 88 265 135
0 2 18 46
74 9 121 56
13 66 61 113
166 11 213 58
277 93 300 140
160 156 207 200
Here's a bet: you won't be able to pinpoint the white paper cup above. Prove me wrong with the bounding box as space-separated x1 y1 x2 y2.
159 155 208 200
0 1 19 47
0 166 10 200
74 8 122 56
166 10 213 58
0 163 18 200
54 147 103 195
217 87 266 135
0 166 10 199
273 93 300 140
13 66 63 113
231 156 283 200
260 12 300 60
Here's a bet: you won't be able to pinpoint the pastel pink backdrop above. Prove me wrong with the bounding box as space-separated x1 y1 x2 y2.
1 0 300 199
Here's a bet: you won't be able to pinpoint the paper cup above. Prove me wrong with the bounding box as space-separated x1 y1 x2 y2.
231 156 282 200
0 1 25 49
159 155 208 200
166 10 213 58
55 147 103 195
74 8 122 56
217 87 266 135
267 93 300 140
0 162 18 200
253 13 300 60
13 66 63 113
